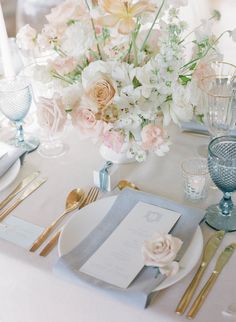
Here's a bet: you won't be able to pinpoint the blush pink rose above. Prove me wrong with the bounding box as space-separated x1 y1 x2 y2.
36 95 67 133
142 233 183 277
193 62 215 85
72 108 104 139
50 56 77 75
46 0 88 30
141 124 165 150
103 130 124 153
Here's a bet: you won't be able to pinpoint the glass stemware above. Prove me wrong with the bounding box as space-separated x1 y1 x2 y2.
206 136 236 232
21 62 67 158
0 78 39 152
198 61 236 157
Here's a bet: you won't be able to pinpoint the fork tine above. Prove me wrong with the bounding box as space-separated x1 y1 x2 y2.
84 187 99 206
80 187 99 209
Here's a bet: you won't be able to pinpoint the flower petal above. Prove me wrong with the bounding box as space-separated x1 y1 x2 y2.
99 0 125 15
118 17 136 35
97 14 120 27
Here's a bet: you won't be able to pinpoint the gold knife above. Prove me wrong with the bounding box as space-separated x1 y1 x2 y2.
0 171 40 210
176 230 225 315
187 243 236 319
0 177 47 222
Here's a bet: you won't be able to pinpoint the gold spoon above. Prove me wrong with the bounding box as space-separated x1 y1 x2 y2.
30 188 85 252
117 180 140 191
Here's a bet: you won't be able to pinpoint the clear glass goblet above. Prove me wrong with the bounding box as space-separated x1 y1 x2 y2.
197 61 236 157
21 62 67 158
0 78 39 152
205 136 236 232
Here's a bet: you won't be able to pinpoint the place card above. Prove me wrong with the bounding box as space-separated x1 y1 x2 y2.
0 216 44 249
80 202 181 289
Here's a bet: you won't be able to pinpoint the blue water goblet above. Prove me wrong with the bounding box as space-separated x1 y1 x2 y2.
205 136 236 231
0 78 39 152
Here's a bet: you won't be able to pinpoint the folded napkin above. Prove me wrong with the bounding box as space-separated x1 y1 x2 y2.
181 121 236 136
0 146 26 177
54 189 204 308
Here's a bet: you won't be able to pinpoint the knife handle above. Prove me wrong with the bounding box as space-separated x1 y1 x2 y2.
187 272 218 319
0 199 21 222
176 264 206 315
39 230 61 257
0 190 18 210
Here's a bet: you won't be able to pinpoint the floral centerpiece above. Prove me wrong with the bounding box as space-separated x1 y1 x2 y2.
16 0 236 162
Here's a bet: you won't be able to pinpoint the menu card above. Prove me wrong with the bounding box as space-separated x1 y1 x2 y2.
80 202 181 288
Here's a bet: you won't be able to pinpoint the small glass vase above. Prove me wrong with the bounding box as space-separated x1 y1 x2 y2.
38 129 67 158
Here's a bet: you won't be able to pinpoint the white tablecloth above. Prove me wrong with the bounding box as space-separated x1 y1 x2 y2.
0 123 235 322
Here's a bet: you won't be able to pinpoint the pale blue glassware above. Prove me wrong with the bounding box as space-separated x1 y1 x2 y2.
206 136 236 231
0 78 39 152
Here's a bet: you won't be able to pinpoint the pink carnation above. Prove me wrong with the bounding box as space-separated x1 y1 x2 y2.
103 130 124 153
141 124 165 150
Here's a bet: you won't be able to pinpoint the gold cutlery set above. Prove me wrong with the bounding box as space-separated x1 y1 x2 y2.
0 171 100 257
176 230 236 319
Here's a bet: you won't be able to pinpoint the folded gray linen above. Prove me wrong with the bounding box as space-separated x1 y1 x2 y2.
0 146 25 177
181 121 236 135
54 188 205 308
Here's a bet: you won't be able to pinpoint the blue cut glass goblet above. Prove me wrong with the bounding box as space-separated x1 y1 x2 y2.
206 136 236 231
0 78 39 152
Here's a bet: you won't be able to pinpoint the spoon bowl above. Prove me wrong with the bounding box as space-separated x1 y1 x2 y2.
117 180 140 191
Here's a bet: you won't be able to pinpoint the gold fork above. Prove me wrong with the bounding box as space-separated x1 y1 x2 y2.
39 187 100 257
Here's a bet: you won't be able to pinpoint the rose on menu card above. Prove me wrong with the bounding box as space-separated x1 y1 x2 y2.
0 1 15 79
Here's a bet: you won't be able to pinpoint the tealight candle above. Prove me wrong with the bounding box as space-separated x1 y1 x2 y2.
181 158 208 200
0 1 15 79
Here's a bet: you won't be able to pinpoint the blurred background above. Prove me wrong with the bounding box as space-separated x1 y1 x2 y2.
1 0 236 63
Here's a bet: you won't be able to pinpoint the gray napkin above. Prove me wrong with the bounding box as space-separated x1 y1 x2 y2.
0 147 26 177
54 189 205 308
181 121 236 136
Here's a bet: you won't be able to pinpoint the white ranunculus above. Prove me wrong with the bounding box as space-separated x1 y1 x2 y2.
142 232 183 277
61 22 95 58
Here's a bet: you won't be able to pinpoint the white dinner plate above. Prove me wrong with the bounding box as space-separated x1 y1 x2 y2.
0 142 21 192
58 196 203 291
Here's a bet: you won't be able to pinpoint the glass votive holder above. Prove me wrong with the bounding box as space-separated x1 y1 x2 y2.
181 158 209 200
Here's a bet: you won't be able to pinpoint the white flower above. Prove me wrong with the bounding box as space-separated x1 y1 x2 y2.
61 22 95 58
16 24 37 51
171 83 194 124
142 232 183 277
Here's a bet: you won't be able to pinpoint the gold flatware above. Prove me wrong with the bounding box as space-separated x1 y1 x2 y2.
117 180 140 191
0 177 47 222
29 188 85 252
0 171 40 210
176 230 225 315
187 243 236 319
39 187 100 257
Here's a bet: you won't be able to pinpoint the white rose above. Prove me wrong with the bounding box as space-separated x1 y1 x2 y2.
142 232 183 277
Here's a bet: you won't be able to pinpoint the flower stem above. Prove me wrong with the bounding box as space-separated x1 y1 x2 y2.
140 0 165 52
84 0 102 59
178 13 220 45
181 30 230 71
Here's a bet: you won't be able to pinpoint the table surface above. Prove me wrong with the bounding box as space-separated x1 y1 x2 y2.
0 122 235 322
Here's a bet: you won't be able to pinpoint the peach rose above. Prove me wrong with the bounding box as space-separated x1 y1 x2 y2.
87 79 116 107
72 108 104 139
36 95 67 133
141 124 165 150
142 233 183 277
